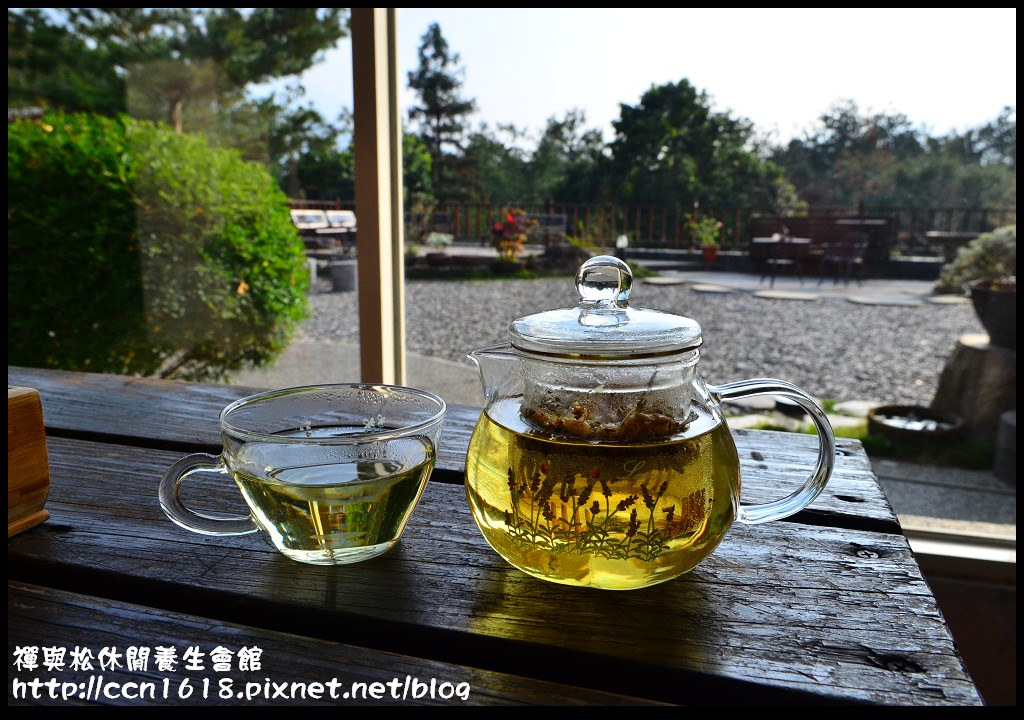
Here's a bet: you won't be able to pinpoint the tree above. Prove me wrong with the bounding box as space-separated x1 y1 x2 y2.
606 79 789 210
407 23 476 203
9 8 352 200
772 101 1016 210
461 124 531 204
934 106 1016 172
8 8 348 134
263 95 351 199
290 144 355 202
74 8 347 132
528 110 606 203
976 106 1016 171
8 8 125 115
772 101 924 206
403 131 434 204
460 112 608 204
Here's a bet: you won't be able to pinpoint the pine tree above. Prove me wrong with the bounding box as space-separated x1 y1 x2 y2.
407 23 476 203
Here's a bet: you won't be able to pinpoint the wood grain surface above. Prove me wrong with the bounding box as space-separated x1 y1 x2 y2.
8 581 658 706
7 367 898 534
7 434 979 705
8 386 51 537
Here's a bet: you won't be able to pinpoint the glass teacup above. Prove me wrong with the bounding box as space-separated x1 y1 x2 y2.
159 384 446 565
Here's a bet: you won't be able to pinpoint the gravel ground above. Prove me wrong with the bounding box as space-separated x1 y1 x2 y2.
303 277 983 406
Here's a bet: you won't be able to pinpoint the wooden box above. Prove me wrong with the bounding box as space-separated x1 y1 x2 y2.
8 386 50 536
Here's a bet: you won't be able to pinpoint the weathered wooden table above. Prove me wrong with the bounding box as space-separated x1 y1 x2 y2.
7 367 981 706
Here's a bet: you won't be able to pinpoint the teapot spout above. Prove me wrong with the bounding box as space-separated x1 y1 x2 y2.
467 344 519 402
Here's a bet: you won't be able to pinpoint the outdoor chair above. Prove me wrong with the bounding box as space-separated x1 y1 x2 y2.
754 236 812 288
818 233 869 286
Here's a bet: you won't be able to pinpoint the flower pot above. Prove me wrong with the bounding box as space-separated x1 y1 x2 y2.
966 279 1016 349
867 405 964 445
702 246 719 262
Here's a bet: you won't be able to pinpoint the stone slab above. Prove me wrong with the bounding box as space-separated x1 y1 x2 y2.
928 295 972 305
847 296 924 306
641 276 689 285
691 283 736 293
752 290 818 301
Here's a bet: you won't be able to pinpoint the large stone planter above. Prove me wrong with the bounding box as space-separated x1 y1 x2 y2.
966 279 1016 349
931 333 1016 443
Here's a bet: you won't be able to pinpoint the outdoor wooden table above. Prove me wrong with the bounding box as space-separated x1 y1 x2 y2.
7 367 981 706
925 231 980 262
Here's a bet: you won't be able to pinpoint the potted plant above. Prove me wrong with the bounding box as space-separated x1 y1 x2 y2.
965 275 1016 348
935 225 1016 349
422 231 453 267
425 232 453 252
404 241 421 267
689 214 724 262
491 208 537 273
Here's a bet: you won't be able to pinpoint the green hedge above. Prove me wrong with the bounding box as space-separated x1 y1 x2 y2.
8 112 310 381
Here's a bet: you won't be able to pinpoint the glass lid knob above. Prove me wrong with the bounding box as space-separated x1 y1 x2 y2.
575 255 632 306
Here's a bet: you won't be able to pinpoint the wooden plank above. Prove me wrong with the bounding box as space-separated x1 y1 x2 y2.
7 437 979 705
8 387 52 536
6 368 900 533
8 582 656 706
8 367 253 451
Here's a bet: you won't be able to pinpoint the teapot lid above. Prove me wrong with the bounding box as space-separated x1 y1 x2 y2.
509 256 702 358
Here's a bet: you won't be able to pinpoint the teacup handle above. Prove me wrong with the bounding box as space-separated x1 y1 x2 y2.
159 453 259 536
709 379 836 525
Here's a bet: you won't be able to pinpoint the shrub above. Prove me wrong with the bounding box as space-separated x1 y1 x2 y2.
935 225 1016 293
425 232 453 249
491 208 537 261
8 112 309 381
687 214 724 248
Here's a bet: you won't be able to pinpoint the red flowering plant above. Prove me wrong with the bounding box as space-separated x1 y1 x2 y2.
687 213 724 249
491 208 537 261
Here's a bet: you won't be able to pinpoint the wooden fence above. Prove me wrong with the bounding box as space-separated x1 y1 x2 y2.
288 200 1016 256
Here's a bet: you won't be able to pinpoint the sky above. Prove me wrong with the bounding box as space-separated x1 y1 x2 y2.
289 8 1016 146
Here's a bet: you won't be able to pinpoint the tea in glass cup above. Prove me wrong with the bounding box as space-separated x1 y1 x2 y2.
159 384 446 565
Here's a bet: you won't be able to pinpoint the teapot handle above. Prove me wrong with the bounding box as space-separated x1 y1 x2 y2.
708 379 836 524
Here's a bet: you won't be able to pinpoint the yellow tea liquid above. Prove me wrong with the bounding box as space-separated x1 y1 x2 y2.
233 431 434 565
465 399 739 589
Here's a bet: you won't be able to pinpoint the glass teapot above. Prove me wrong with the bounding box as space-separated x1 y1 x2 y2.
465 256 835 590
